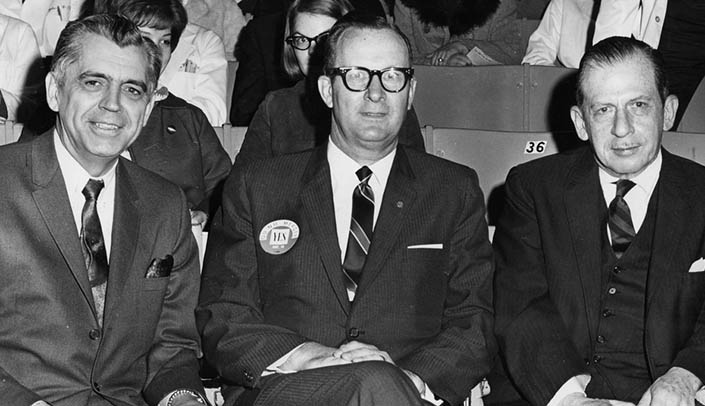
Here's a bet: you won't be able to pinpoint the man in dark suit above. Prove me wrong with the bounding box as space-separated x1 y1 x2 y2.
492 37 705 406
0 15 206 406
199 14 495 406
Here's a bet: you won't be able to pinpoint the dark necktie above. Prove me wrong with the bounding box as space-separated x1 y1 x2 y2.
342 166 374 298
609 179 636 259
81 179 109 326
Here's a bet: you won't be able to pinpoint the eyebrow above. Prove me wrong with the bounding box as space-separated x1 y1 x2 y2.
78 71 148 92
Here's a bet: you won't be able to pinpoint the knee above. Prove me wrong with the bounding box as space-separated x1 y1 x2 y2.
349 361 413 390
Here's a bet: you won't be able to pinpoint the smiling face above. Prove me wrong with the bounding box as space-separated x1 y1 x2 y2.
138 26 172 72
292 12 337 76
47 34 155 177
318 27 415 164
571 55 678 179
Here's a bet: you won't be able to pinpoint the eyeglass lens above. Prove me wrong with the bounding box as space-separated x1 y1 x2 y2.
344 68 409 92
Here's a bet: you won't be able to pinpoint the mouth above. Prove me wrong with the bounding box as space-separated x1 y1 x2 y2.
612 144 640 156
360 112 387 119
90 121 122 132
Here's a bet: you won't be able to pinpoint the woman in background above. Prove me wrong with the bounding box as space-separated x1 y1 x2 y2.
235 0 424 170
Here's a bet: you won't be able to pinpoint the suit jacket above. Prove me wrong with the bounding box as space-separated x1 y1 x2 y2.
492 146 705 405
0 133 204 405
198 144 496 405
234 80 426 170
129 93 231 214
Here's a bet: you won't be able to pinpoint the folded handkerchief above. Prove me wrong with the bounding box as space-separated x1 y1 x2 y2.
145 255 174 278
688 257 705 273
407 244 443 250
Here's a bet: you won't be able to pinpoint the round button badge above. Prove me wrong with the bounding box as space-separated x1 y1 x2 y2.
259 219 300 255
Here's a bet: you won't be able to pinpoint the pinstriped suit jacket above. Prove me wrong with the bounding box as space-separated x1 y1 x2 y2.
198 143 496 405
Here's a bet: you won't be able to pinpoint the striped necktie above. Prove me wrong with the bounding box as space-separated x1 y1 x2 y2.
609 179 636 259
342 166 374 299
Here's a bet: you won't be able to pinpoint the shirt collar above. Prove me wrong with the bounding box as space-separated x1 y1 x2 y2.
598 150 662 197
327 138 396 187
54 129 118 194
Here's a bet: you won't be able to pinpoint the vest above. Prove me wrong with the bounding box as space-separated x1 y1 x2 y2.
585 186 659 402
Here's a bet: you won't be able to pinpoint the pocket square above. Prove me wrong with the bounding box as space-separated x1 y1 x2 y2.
145 255 173 278
407 244 443 250
688 257 705 273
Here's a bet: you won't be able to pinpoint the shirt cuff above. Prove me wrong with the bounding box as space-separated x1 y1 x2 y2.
157 389 207 406
421 382 444 405
262 343 307 376
547 374 591 406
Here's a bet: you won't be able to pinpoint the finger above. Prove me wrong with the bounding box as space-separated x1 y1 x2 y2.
335 341 376 354
636 391 651 406
348 353 391 363
337 347 385 361
607 400 636 406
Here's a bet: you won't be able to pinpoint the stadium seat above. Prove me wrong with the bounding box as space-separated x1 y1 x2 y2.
677 76 705 133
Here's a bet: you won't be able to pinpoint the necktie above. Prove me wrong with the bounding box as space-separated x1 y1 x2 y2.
81 179 109 326
609 179 636 259
342 166 374 298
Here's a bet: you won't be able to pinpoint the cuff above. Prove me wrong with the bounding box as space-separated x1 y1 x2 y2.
546 374 591 406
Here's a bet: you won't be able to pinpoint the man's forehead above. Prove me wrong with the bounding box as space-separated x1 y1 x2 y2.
336 27 409 65
68 35 150 81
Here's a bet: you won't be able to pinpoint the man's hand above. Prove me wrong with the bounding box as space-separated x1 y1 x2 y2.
333 341 394 364
280 342 350 372
559 393 635 406
425 41 469 66
637 367 702 406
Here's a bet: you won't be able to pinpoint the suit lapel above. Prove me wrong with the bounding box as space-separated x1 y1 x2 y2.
646 150 691 305
30 132 97 313
300 147 351 314
564 148 605 335
355 146 417 300
103 161 141 326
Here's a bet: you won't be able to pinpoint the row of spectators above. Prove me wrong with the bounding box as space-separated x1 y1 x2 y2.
1 0 704 129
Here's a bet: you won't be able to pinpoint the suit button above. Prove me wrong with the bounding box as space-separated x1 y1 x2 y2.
348 327 360 338
89 329 101 340
243 370 254 382
602 308 613 317
592 355 602 364
93 382 101 392
613 266 623 274
608 287 617 295
596 335 606 344
584 358 590 366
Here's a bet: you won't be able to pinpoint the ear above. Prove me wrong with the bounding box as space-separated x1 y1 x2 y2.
570 105 589 142
45 72 60 113
406 77 417 111
662 94 679 131
318 74 333 108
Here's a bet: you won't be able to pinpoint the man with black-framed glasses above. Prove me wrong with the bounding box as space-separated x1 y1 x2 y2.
199 12 495 406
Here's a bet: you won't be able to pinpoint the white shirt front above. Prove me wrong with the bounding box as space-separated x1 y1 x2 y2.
593 0 666 49
0 14 42 121
599 151 662 238
54 130 117 258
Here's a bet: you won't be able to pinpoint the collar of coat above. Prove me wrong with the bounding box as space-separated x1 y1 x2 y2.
399 0 501 36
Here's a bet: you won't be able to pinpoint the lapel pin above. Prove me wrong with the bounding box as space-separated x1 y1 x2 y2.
259 219 300 255
396 201 404 209
166 126 176 134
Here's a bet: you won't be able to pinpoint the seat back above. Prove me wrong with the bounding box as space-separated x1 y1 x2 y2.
677 76 705 133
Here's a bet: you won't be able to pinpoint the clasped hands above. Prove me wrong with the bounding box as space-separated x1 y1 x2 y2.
280 341 425 394
561 367 702 406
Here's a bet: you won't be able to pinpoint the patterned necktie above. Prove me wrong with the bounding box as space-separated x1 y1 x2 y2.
342 166 374 299
609 179 636 259
81 179 109 326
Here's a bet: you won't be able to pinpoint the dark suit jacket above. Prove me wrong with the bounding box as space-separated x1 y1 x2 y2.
229 12 295 126
234 80 425 170
0 133 204 405
129 93 231 214
198 144 496 405
492 146 705 405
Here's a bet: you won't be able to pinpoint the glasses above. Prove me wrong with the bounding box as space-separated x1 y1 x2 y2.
285 31 329 51
325 66 414 93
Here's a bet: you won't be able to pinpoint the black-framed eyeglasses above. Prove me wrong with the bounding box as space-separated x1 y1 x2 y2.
324 66 414 93
285 31 330 51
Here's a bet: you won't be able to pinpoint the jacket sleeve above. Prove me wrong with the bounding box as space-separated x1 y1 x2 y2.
197 167 307 389
143 191 205 405
493 167 587 405
232 92 276 171
396 168 496 405
193 108 231 214
522 0 563 66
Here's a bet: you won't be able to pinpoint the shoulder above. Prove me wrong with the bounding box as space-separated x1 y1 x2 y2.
0 139 32 171
262 82 306 105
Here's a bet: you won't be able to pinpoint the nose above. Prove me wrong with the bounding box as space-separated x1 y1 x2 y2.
611 107 634 138
365 74 385 102
99 84 121 112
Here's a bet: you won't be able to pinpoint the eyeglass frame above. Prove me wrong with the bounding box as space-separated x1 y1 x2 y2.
324 66 415 93
285 31 330 51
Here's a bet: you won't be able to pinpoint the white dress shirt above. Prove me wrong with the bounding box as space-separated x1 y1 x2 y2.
54 130 117 257
593 0 666 49
0 14 42 121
